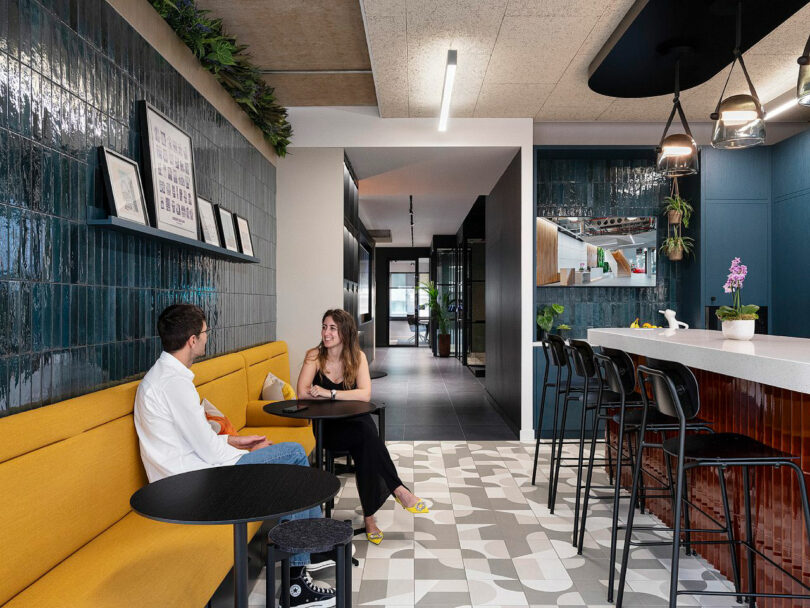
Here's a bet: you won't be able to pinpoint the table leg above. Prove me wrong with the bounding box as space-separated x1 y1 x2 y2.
315 420 323 470
233 522 248 608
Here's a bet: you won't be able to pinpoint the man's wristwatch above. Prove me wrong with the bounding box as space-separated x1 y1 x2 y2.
330 389 337 401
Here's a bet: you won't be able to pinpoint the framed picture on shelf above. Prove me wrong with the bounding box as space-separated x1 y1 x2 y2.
197 197 221 246
216 205 239 252
98 147 149 226
138 101 199 239
233 214 254 257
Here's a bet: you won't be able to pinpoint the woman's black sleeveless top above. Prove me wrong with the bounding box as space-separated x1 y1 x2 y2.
314 369 356 390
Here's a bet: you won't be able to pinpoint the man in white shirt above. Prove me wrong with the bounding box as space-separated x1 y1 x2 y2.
134 304 336 608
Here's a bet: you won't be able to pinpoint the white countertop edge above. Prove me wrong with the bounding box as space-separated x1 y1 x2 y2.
587 328 810 394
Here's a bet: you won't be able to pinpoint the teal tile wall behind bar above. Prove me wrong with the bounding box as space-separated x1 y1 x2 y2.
535 149 680 339
533 148 682 436
0 0 277 415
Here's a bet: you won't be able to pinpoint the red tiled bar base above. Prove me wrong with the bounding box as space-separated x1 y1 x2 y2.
608 365 810 608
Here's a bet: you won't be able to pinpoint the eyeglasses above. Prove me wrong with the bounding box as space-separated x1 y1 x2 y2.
198 327 213 336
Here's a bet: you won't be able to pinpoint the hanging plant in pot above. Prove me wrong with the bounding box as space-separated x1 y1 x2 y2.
716 257 759 341
662 193 693 227
536 304 564 341
660 235 694 261
418 281 454 357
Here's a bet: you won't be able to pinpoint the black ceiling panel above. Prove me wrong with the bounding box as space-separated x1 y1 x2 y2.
588 0 809 98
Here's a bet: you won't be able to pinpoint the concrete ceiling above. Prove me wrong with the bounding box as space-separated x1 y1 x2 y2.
196 0 377 106
361 0 810 123
346 147 520 247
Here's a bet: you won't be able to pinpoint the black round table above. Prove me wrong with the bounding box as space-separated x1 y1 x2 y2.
131 464 339 608
264 399 383 469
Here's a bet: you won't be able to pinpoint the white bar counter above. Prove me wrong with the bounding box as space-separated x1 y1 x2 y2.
587 328 810 394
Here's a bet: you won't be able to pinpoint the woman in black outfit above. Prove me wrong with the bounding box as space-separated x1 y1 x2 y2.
297 309 428 544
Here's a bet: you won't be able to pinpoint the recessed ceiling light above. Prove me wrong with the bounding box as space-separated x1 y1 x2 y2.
438 50 457 132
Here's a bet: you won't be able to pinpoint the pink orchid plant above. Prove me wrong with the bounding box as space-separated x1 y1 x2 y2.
716 257 759 321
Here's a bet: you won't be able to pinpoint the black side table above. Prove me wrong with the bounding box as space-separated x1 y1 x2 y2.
264 400 384 470
130 464 340 608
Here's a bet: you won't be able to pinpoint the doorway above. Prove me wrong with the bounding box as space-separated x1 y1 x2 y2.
388 258 429 346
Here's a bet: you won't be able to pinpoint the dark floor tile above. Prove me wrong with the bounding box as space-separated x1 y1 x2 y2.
455 408 509 426
462 425 518 440
387 406 458 425
450 393 493 410
403 424 466 440
407 398 453 410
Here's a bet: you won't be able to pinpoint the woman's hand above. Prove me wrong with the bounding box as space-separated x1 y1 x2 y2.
308 384 328 399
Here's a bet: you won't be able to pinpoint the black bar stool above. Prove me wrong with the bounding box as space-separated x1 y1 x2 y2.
545 335 606 514
589 353 712 602
618 363 810 608
531 337 572 487
576 346 644 555
561 340 646 548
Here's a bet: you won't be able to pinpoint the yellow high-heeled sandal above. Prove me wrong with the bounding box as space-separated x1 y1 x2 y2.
366 531 384 545
395 496 429 514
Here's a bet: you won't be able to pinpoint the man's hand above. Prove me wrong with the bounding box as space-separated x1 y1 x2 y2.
228 435 272 451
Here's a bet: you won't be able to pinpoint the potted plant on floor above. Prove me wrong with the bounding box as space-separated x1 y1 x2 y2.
660 235 694 261
418 281 454 357
537 304 564 341
716 257 759 341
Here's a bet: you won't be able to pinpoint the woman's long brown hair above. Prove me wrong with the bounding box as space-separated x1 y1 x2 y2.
315 309 362 388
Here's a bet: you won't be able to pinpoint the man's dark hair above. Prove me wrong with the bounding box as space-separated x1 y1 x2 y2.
157 304 206 352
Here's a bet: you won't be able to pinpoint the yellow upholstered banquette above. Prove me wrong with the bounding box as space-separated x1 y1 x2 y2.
0 341 313 607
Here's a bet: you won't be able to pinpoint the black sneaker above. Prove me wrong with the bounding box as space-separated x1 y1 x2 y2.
289 570 336 608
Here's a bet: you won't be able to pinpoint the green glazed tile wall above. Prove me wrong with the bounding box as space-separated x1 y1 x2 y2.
0 0 277 415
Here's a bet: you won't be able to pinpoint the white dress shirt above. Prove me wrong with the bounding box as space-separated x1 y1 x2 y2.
134 351 247 482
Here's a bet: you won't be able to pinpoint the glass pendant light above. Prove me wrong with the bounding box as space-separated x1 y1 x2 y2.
710 2 765 148
656 61 699 177
797 35 810 107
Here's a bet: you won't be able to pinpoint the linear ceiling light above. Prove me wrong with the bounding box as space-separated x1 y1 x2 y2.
765 98 798 120
709 2 765 149
438 50 457 132
798 34 810 106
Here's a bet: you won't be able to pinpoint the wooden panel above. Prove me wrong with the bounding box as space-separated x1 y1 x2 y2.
611 249 631 277
608 363 810 607
586 244 597 269
536 218 559 286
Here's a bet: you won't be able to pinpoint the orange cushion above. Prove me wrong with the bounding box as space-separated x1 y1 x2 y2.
202 399 238 436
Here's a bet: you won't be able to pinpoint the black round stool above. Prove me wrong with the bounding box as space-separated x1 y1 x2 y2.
267 519 353 608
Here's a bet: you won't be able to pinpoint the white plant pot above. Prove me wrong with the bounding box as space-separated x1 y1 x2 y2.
722 320 755 341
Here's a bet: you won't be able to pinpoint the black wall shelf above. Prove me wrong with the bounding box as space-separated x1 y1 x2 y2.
85 207 260 264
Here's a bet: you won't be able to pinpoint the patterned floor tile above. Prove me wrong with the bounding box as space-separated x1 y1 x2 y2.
247 441 738 608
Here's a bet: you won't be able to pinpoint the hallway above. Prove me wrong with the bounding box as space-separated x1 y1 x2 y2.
370 348 517 441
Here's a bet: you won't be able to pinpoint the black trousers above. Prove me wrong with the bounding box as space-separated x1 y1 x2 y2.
322 414 403 516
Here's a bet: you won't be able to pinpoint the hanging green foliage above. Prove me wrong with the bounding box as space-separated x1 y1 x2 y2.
150 0 292 156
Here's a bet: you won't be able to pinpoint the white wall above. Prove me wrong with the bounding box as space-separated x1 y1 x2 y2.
286 107 537 440
276 148 345 384
558 232 588 270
